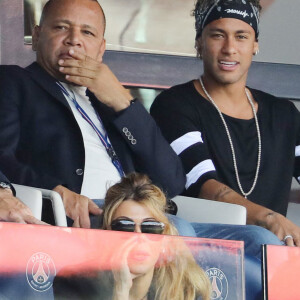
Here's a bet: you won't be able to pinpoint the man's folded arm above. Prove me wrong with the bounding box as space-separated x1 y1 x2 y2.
151 91 218 197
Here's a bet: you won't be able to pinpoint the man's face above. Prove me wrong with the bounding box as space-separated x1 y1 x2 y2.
32 0 106 81
198 18 258 86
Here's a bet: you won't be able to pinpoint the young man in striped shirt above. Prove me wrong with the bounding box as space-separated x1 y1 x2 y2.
152 0 300 251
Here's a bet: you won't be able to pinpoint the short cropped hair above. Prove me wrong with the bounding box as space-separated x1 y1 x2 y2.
39 0 106 33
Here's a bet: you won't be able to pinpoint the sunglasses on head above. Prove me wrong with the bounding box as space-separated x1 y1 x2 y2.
111 218 165 235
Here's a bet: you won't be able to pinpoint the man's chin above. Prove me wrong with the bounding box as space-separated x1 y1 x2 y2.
54 72 78 86
40 64 80 86
55 74 69 83
59 79 81 87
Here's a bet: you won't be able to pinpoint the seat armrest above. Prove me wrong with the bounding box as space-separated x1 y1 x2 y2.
38 188 67 227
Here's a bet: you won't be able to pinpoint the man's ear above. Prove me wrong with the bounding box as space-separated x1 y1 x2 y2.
97 38 106 62
32 25 41 51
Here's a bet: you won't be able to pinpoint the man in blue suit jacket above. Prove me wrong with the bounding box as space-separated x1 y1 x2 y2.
0 0 185 228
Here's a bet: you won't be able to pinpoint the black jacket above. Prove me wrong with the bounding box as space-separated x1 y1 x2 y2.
0 63 185 197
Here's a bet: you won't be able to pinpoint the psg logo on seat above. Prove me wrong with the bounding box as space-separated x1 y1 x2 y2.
26 252 56 292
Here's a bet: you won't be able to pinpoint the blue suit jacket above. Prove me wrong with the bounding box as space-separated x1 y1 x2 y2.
0 62 185 197
0 170 9 184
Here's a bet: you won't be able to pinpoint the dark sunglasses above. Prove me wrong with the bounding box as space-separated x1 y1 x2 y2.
111 218 165 235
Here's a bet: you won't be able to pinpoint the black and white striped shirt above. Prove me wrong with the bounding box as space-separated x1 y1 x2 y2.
151 81 300 216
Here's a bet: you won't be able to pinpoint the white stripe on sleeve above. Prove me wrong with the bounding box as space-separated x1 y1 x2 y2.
171 131 203 155
295 145 300 157
186 159 216 189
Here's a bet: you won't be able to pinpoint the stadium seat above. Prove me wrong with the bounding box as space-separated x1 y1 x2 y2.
172 195 247 225
12 184 67 226
287 202 300 227
13 184 247 227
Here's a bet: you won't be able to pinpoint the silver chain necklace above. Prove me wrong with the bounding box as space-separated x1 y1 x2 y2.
199 77 262 198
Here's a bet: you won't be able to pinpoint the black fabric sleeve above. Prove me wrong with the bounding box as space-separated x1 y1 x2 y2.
0 170 10 184
150 87 218 197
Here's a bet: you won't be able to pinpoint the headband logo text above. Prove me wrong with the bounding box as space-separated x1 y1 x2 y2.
225 9 249 18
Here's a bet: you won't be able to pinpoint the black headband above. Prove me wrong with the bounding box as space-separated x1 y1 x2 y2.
195 0 260 39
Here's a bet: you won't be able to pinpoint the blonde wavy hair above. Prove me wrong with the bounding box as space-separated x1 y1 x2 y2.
102 173 211 300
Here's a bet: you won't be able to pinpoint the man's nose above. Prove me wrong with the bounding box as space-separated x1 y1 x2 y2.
65 28 82 47
222 36 237 55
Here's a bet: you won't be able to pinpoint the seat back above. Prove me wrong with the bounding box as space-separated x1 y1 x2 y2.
13 184 43 220
287 202 300 227
172 195 247 225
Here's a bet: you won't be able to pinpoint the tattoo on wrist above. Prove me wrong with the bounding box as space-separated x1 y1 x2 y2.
213 185 232 201
256 219 267 228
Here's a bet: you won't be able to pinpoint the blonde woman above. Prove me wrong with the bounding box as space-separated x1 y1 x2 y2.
102 173 210 300
54 173 210 300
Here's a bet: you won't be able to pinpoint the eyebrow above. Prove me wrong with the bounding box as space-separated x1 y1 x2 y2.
114 216 133 221
53 19 72 25
53 19 98 33
208 28 252 34
114 217 157 222
82 24 97 31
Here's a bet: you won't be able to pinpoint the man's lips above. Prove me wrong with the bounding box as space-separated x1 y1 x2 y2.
58 53 73 59
218 60 239 71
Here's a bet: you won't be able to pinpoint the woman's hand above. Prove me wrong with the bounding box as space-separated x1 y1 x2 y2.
112 236 137 300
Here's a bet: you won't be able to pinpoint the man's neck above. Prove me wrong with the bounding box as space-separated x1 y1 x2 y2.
201 75 247 104
194 74 257 120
